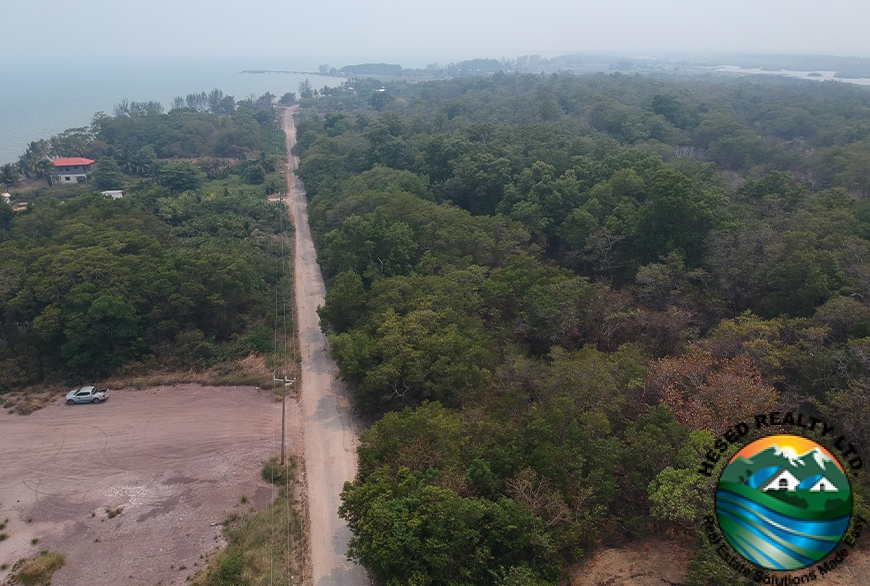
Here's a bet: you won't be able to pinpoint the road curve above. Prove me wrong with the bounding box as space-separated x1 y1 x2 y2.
281 106 368 586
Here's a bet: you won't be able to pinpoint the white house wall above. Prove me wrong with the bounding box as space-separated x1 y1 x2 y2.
58 173 88 183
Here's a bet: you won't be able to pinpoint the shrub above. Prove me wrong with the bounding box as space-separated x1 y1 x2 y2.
210 549 244 586
261 457 295 486
13 551 65 586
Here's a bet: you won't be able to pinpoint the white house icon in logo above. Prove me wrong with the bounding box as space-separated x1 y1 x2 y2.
760 468 800 491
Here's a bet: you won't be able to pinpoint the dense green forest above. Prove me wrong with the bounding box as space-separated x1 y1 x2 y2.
292 73 870 584
0 90 291 388
4 71 870 583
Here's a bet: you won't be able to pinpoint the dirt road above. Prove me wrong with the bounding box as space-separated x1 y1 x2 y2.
281 107 368 586
0 385 291 586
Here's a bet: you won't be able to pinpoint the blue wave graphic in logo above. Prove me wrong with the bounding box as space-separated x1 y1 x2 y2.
716 487 850 570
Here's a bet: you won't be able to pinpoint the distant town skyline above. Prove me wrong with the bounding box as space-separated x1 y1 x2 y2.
3 0 869 64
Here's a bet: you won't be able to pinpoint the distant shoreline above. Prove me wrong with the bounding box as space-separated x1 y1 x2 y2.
0 62 345 166
241 70 338 76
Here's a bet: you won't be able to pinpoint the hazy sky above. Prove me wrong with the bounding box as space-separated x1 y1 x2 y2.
3 0 869 65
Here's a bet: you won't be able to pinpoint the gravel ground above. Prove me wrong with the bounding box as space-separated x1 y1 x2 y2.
0 384 297 586
282 106 368 586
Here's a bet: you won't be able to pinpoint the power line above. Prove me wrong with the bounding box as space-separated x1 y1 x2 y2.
272 105 301 584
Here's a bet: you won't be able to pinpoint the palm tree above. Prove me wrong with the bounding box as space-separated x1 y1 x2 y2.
28 139 49 159
117 150 136 175
17 140 49 179
17 156 36 180
1 164 22 188
131 148 155 177
35 159 53 181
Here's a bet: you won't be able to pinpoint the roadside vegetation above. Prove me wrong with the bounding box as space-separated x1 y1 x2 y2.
5 551 65 586
192 459 305 586
1 392 53 415
0 90 296 393
292 72 870 584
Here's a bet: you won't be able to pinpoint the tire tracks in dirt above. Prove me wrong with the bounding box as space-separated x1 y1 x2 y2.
281 106 368 586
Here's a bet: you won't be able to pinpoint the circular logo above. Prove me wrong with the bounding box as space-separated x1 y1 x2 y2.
716 434 852 570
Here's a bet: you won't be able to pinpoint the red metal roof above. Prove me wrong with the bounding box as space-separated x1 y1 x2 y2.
52 157 95 166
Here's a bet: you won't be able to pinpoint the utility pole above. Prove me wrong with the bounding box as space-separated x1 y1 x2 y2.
273 188 295 467
275 376 295 465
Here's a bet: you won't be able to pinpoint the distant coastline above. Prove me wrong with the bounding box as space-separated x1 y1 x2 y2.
708 65 870 86
242 57 870 88
5 53 870 166
0 60 344 166
241 70 331 76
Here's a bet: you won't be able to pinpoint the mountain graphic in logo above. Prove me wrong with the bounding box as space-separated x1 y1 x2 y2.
716 434 852 570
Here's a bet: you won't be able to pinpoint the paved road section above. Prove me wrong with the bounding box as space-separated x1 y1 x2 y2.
281 106 368 586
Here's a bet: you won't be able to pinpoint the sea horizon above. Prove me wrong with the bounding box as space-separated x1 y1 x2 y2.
0 57 344 166
5 54 870 168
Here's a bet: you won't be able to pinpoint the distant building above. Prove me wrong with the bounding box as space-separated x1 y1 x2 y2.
52 157 95 183
101 190 124 200
1 193 10 204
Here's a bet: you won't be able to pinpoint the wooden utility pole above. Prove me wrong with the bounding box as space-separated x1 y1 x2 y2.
275 376 295 465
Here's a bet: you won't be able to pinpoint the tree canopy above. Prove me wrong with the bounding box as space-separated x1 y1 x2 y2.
292 71 870 584
0 94 291 387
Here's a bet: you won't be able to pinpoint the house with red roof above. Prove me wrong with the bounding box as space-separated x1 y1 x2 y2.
52 157 95 183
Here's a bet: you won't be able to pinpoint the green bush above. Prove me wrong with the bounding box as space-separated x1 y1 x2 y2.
13 551 65 586
261 457 295 486
209 548 244 586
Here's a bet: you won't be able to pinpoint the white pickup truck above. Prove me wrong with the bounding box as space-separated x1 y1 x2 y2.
65 386 109 405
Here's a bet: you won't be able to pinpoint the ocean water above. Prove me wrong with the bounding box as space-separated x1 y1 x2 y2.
0 58 344 165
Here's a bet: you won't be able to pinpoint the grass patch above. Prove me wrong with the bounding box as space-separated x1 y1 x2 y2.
192 459 303 586
1 385 67 415
15 395 51 416
99 355 286 392
105 507 123 519
212 372 272 387
261 457 295 486
11 551 65 585
1 392 54 416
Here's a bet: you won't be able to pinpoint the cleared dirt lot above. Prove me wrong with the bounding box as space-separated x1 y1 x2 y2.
0 384 297 586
